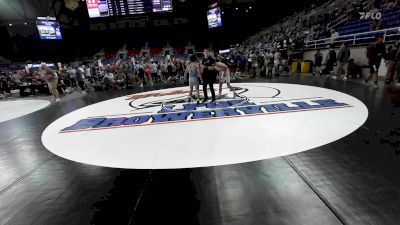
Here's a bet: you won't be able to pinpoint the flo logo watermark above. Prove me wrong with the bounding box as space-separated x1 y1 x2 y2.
360 11 382 20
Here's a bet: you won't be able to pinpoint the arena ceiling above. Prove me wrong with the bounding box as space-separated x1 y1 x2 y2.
0 0 255 24
0 0 54 23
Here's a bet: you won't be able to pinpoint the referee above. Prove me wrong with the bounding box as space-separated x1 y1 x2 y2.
201 49 217 103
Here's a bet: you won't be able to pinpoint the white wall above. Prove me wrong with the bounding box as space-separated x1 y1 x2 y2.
303 46 387 76
304 46 369 65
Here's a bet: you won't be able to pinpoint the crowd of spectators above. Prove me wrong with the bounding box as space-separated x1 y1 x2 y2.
2 0 400 100
310 35 400 88
0 57 187 100
241 0 400 55
0 48 300 100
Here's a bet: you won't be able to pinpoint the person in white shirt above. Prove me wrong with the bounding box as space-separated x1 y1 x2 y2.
215 61 235 99
102 70 115 90
160 61 168 82
40 63 60 102
151 61 159 83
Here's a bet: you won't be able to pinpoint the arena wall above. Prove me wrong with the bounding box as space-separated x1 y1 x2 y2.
303 46 387 76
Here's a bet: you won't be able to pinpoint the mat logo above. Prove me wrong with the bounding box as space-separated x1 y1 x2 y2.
359 11 382 20
60 96 352 133
42 84 368 169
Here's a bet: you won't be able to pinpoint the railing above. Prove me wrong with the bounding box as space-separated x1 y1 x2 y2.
327 14 348 31
327 0 375 30
304 27 400 49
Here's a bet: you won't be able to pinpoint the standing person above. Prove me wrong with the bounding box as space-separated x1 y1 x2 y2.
215 61 235 99
151 61 159 83
365 35 386 87
143 60 153 86
176 59 185 81
281 49 289 76
228 56 238 79
273 50 281 76
313 49 323 76
137 63 145 87
201 49 217 103
67 66 77 89
75 66 87 95
335 42 351 80
167 60 174 80
160 60 168 82
251 52 259 78
161 61 168 82
258 53 266 77
325 45 337 77
184 55 202 104
0 72 12 98
40 63 60 101
385 41 399 84
239 53 246 73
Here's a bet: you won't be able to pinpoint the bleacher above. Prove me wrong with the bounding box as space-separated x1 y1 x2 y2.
336 9 400 36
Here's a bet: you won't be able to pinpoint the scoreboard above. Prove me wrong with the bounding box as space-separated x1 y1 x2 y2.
86 0 173 18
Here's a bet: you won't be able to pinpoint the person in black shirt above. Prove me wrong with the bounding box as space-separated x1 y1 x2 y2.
201 49 217 102
365 35 386 87
0 72 12 98
324 45 337 76
385 41 399 84
313 49 323 76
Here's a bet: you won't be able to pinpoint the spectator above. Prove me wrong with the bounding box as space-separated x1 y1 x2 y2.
0 72 12 98
151 61 159 83
251 52 259 77
102 69 115 90
143 59 153 86
281 49 290 76
330 29 339 43
137 63 145 87
347 59 362 79
114 70 126 89
167 60 174 79
370 20 378 31
365 35 386 87
376 20 385 30
313 49 323 76
385 41 400 84
324 45 337 76
160 61 168 82
75 66 87 95
40 63 60 102
273 50 281 76
335 42 351 80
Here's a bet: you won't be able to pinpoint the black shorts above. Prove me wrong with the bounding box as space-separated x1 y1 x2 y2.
203 76 216 84
64 79 71 86
369 63 380 73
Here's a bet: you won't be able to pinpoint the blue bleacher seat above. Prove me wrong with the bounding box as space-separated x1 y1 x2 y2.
336 9 400 36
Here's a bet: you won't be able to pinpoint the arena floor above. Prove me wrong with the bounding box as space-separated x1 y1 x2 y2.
0 74 400 225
